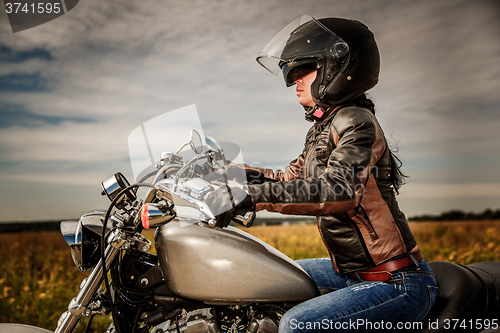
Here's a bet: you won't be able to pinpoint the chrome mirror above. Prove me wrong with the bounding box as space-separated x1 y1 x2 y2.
189 129 203 154
176 129 204 155
205 136 228 173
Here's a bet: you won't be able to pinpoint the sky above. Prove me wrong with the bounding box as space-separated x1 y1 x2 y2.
0 0 499 222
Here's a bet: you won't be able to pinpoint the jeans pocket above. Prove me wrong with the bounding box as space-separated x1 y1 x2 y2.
423 285 439 319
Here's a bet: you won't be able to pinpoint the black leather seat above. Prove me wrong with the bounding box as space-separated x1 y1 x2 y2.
468 261 500 321
417 261 490 332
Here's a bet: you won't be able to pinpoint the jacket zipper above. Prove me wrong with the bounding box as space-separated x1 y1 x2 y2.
303 140 315 179
357 208 378 240
303 133 328 178
317 217 340 272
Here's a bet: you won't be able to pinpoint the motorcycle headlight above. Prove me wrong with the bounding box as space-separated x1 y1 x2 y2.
60 210 111 272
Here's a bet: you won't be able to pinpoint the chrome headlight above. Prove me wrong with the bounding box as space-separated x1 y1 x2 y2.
60 210 111 272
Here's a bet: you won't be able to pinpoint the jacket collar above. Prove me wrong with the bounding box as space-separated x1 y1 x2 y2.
316 105 342 123
304 105 342 123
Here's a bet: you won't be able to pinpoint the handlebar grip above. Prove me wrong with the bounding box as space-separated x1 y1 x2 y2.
232 209 256 227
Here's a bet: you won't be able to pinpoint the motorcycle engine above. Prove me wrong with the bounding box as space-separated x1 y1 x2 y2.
153 308 218 333
152 305 283 333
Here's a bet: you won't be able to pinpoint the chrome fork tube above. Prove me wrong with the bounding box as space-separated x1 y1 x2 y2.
55 244 120 333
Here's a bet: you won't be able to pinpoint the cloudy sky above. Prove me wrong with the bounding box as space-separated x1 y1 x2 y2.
1 0 499 222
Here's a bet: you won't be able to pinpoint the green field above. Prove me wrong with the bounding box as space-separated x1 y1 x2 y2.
1 220 499 332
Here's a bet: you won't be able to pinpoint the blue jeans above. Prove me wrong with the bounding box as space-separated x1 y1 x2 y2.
280 258 438 333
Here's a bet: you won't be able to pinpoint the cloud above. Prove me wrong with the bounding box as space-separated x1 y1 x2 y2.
399 182 500 199
0 102 95 129
0 121 129 162
0 0 499 220
0 171 109 186
0 72 52 92
0 45 53 63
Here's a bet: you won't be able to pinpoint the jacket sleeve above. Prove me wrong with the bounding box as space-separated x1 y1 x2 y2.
227 125 317 184
246 107 387 216
227 153 305 185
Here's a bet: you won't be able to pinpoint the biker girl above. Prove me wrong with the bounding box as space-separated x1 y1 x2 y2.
206 15 438 332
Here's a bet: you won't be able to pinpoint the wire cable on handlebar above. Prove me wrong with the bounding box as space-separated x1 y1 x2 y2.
138 170 158 183
100 183 155 333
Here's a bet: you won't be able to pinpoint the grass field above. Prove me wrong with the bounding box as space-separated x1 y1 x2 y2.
1 220 499 332
243 220 500 264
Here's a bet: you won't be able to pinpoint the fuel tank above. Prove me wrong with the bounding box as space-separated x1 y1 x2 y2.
154 219 319 304
0 324 54 332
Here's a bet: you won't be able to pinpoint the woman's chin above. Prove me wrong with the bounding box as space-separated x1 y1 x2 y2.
298 99 315 108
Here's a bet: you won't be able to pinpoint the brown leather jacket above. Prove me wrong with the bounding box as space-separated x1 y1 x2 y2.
242 106 417 274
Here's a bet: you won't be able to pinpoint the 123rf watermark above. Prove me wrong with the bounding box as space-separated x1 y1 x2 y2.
289 318 499 331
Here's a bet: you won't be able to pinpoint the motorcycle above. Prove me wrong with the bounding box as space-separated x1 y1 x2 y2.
1 107 499 333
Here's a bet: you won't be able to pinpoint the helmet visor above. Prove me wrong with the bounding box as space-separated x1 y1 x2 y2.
282 59 319 87
256 15 349 77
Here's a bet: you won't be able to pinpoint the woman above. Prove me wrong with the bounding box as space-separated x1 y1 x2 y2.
206 15 438 332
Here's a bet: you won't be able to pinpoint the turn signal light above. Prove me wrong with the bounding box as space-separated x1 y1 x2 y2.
141 203 175 229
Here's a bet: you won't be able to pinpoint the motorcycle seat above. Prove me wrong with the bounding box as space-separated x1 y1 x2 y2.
418 261 490 332
468 261 500 319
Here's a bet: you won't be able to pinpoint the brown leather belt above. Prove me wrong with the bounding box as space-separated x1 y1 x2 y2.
348 249 424 282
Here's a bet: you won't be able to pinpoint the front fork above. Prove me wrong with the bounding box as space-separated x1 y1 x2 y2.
55 230 151 333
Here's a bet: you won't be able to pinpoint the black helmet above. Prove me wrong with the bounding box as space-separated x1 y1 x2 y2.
257 15 380 108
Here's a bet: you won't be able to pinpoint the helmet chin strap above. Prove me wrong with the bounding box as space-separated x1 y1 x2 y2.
305 104 342 123
304 104 326 122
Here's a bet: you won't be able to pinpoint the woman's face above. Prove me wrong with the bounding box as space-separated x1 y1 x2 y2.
295 70 317 107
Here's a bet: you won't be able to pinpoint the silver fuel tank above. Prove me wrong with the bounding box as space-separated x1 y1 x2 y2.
154 220 319 304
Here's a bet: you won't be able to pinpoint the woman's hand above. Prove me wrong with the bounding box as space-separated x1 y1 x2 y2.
204 186 253 228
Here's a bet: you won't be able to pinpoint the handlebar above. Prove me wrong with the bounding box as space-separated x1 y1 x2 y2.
148 180 255 229
132 131 254 229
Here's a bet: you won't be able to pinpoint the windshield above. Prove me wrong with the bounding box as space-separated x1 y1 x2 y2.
128 105 248 222
128 105 205 182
